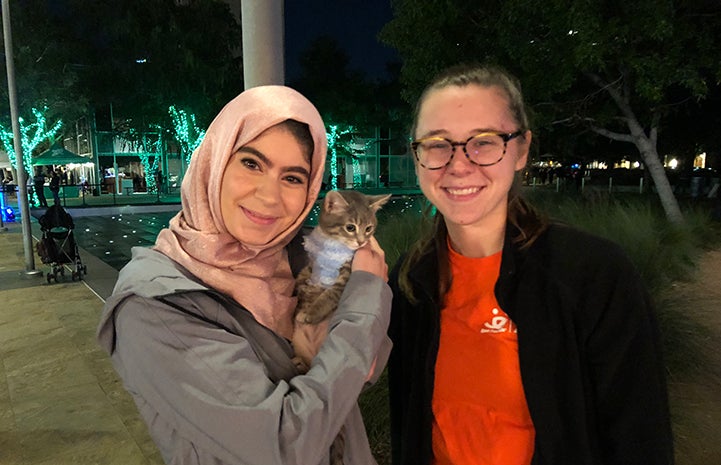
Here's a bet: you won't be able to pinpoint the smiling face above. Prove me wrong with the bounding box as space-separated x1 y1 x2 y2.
220 123 311 246
414 84 531 235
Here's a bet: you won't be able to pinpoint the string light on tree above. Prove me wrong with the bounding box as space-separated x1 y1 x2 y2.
169 106 205 165
138 129 162 194
325 123 354 190
352 157 362 186
0 107 62 206
0 107 63 172
351 138 374 187
117 128 162 195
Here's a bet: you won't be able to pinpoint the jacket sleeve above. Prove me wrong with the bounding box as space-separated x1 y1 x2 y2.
582 245 674 465
387 264 405 465
110 270 391 465
386 258 436 465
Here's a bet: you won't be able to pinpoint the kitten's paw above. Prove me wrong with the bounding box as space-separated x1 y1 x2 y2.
291 356 309 373
296 311 328 325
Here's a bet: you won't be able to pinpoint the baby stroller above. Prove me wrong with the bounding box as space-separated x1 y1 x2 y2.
36 204 87 283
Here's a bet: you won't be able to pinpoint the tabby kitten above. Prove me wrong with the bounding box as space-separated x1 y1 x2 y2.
294 189 391 329
292 189 390 465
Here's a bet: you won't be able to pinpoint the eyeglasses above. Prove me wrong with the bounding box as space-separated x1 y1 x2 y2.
411 130 523 170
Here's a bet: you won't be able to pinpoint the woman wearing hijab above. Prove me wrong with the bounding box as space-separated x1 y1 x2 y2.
97 86 392 465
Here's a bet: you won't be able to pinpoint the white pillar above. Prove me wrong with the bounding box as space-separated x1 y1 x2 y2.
2 0 38 272
241 0 285 89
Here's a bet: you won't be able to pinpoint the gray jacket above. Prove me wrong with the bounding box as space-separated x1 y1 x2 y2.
97 247 392 465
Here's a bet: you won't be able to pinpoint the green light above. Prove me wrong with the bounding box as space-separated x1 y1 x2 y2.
325 123 354 190
0 107 63 171
169 106 205 164
135 130 162 194
0 107 62 207
327 125 339 190
353 157 362 186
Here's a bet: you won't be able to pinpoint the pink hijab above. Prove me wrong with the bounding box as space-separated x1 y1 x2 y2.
154 86 327 339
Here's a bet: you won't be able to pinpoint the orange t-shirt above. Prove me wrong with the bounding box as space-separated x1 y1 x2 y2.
432 245 535 465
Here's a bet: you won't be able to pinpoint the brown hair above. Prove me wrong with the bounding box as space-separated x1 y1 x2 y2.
399 63 548 304
277 119 314 164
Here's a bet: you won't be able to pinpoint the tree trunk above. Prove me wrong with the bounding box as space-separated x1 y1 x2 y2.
588 72 686 224
636 139 685 224
594 118 686 224
625 119 685 224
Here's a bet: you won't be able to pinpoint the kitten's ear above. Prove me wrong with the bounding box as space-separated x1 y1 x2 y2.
368 194 392 212
323 190 350 215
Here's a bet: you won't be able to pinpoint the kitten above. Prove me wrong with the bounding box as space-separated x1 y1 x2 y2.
291 189 390 465
294 190 391 329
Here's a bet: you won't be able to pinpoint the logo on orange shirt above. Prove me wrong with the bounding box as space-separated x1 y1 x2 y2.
480 308 517 333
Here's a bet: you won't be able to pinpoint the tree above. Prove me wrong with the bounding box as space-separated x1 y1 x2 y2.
0 107 62 206
77 0 242 131
325 123 357 190
290 36 411 188
0 0 89 125
0 107 62 173
115 128 163 193
2 0 241 138
292 36 391 126
169 106 205 165
381 0 721 223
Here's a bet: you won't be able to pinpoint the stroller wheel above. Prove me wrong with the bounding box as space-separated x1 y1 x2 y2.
82 265 88 275
46 272 53 283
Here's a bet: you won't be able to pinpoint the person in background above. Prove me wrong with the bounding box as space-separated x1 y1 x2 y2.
388 64 673 465
32 168 48 207
97 86 391 465
154 168 165 194
48 169 61 205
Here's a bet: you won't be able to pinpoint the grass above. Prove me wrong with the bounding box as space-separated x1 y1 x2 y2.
361 189 721 464
527 190 721 380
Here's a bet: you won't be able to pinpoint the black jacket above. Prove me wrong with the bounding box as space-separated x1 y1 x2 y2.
388 223 673 465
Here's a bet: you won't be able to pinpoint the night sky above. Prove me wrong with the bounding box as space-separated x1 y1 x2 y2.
284 0 398 81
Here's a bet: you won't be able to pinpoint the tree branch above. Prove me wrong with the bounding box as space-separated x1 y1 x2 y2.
35 44 51 63
586 71 645 133
590 125 635 143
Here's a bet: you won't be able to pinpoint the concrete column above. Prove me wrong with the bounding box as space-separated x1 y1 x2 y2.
241 0 285 89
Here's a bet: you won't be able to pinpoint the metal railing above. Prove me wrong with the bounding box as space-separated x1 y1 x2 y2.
2 182 181 210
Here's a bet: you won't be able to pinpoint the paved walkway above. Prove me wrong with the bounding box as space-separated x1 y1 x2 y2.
0 221 163 465
667 246 721 465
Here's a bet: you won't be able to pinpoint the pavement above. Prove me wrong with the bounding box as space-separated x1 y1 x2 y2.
0 219 164 465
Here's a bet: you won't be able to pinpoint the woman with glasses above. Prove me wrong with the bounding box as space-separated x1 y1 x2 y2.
388 64 673 465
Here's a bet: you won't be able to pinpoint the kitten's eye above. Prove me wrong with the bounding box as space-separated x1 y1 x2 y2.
345 224 356 232
365 225 374 233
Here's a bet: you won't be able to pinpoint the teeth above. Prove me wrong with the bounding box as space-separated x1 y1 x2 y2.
446 187 480 195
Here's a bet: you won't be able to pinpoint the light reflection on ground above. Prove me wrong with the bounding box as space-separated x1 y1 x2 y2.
71 195 425 271
73 211 179 270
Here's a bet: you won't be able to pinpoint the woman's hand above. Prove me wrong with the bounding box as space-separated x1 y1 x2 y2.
352 237 388 281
